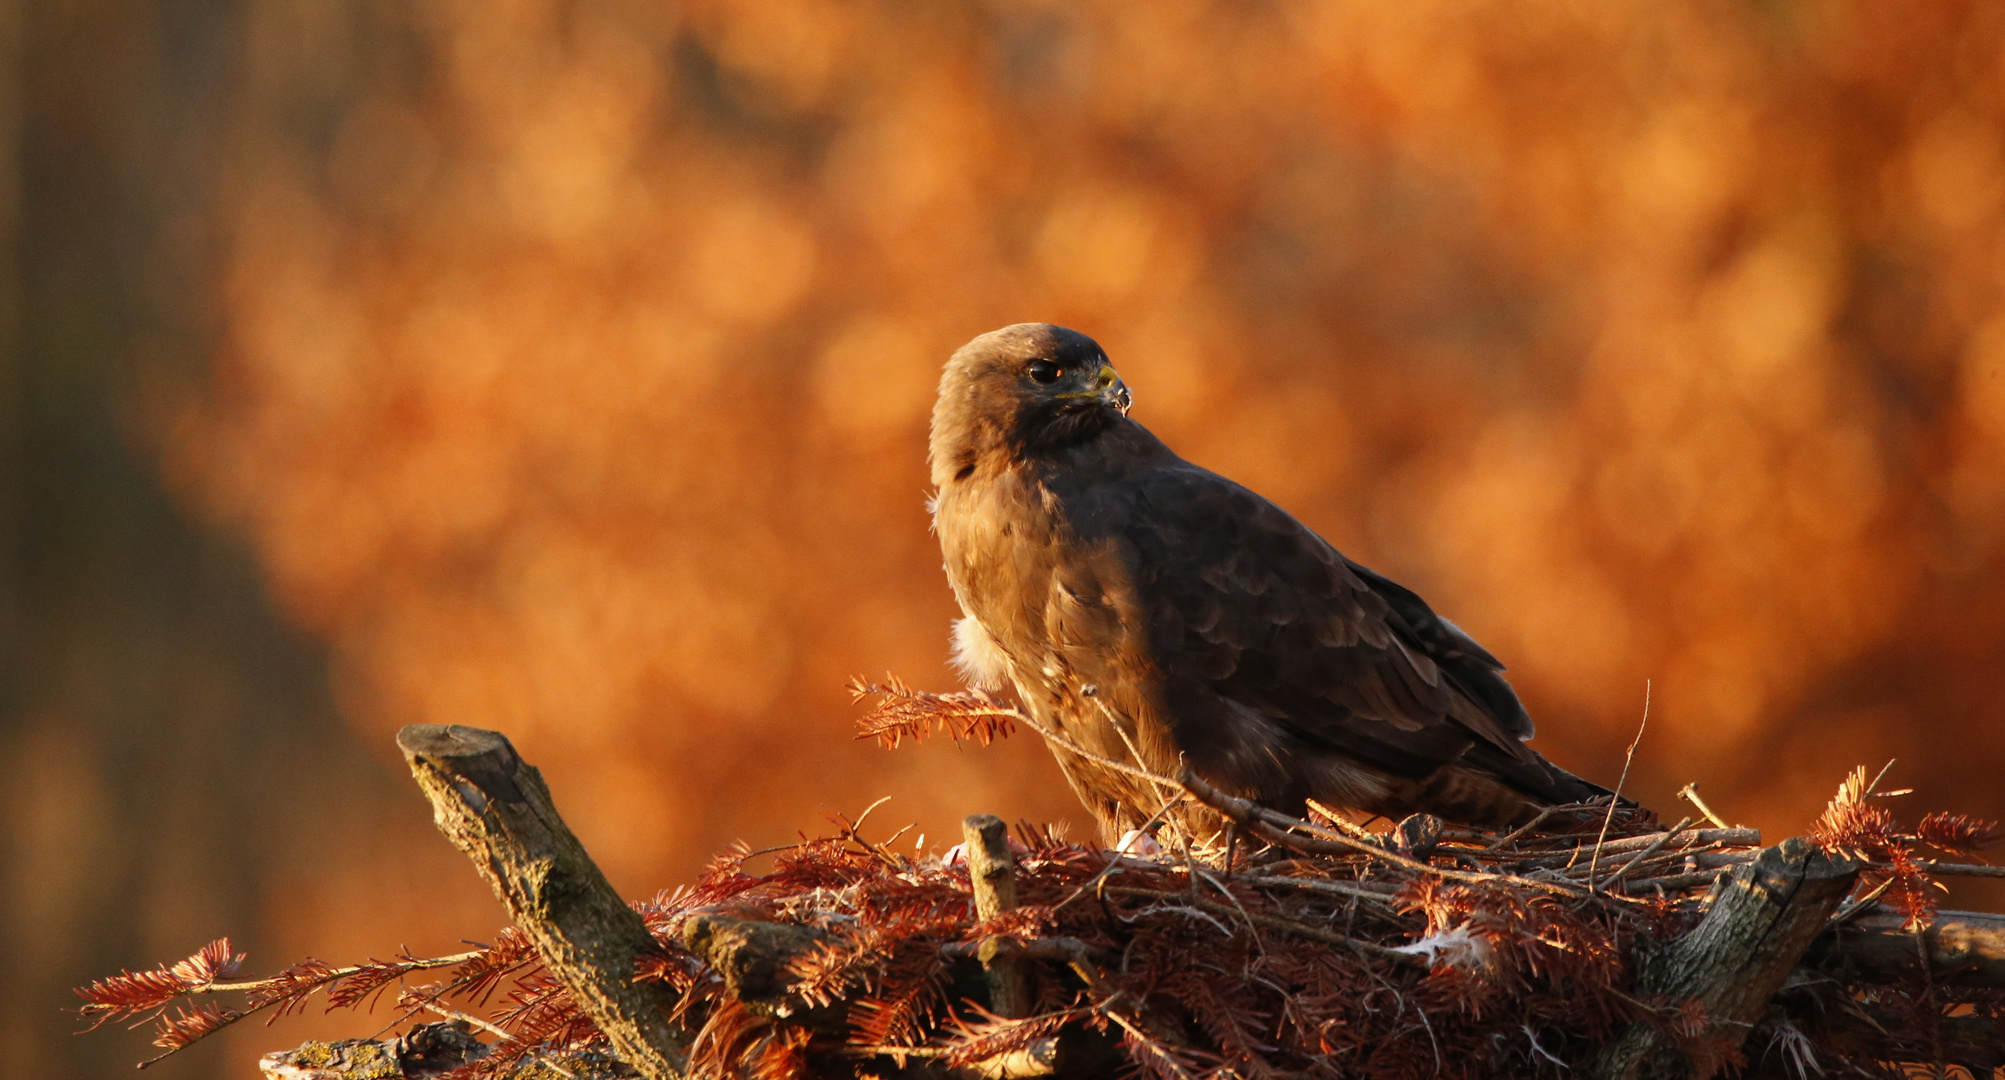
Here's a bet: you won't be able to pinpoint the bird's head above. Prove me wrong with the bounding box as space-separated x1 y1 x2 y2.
930 324 1133 481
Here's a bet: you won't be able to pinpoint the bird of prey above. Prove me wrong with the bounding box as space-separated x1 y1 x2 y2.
928 323 1609 841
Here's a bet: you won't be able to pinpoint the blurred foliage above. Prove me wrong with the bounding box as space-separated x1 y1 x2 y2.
11 1 2005 1075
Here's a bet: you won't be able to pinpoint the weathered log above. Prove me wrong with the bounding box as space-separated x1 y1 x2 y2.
1593 837 1859 1080
964 813 1033 1019
397 724 687 1080
1806 906 2005 993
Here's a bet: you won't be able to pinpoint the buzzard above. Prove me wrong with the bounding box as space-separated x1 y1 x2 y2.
928 323 1609 840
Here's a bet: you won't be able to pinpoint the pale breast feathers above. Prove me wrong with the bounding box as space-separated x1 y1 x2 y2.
950 614 1009 691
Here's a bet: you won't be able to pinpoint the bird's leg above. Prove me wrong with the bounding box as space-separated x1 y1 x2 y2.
1222 821 1240 878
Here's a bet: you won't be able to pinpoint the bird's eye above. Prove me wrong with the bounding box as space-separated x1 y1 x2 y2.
1028 360 1063 384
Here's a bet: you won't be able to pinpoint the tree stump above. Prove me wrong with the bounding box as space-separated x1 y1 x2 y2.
1593 837 1858 1080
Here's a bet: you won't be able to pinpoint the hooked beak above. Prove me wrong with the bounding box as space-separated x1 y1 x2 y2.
1095 364 1134 416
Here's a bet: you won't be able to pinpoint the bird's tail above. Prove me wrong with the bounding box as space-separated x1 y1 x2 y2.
1452 743 1650 826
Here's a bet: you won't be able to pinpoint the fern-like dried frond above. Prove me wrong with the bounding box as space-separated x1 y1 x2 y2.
453 929 540 1005
847 975 947 1050
783 937 862 1009
1810 765 1899 857
938 1005 1085 1067
176 939 245 984
323 958 414 1011
1915 811 2002 855
153 1002 242 1050
688 995 770 1080
241 958 338 1019
743 1023 813 1080
848 674 1020 748
490 969 583 1042
76 937 246 1027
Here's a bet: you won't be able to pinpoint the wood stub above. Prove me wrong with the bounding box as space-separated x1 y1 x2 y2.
1593 837 1859 1080
396 724 688 1080
964 814 1019 918
963 814 1031 1018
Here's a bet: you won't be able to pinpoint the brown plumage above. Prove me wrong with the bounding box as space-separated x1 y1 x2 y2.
928 323 1610 841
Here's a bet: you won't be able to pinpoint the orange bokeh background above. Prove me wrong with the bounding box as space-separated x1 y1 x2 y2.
9 3 2005 1076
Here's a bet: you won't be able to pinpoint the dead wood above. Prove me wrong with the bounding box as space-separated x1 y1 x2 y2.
1807 906 2005 993
962 813 1032 1019
1593 837 1860 1080
396 724 687 1080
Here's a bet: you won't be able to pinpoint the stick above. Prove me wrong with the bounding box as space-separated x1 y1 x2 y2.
1103 886 1420 965
1587 680 1649 886
1180 768 1590 898
963 814 1032 1018
1678 783 1731 830
396 725 687 1080
1514 829 1762 869
1598 817 1694 889
1872 859 2005 878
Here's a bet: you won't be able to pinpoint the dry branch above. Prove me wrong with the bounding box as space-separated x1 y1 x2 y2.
395 724 687 1080
1808 906 2005 992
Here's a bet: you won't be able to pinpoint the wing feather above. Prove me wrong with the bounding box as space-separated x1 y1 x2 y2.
1082 464 1543 787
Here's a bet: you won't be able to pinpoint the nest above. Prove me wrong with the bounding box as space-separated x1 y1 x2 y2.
76 686 2005 1080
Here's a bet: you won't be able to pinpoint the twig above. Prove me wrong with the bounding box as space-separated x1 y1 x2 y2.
415 1001 518 1046
1679 783 1731 830
1180 768 1590 898
202 950 483 997
1826 879 1896 928
1233 873 1402 905
1874 860 2005 878
1053 789 1187 911
1009 710 1184 791
1513 829 1760 870
836 797 905 868
1305 799 1390 845
849 795 896 839
1482 807 1561 852
1864 759 1898 799
1623 869 1733 893
1587 680 1649 888
1597 816 1694 890
1104 886 1421 965
1192 868 1269 957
